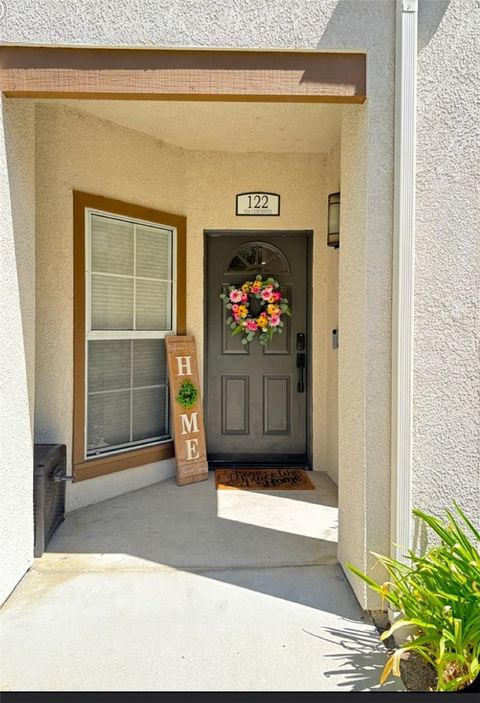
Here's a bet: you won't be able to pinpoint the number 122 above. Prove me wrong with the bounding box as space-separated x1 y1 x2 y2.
248 194 269 209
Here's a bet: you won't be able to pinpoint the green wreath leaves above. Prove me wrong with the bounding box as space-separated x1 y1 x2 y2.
176 380 198 409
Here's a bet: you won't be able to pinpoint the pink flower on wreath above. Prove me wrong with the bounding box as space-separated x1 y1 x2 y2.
251 282 261 294
261 286 274 300
241 292 248 302
229 289 243 303
272 290 282 301
245 319 258 332
232 304 239 313
269 314 281 327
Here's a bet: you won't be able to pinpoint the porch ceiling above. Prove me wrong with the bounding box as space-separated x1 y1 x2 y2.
37 99 342 153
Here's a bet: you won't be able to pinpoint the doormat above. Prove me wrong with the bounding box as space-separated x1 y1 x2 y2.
215 468 314 491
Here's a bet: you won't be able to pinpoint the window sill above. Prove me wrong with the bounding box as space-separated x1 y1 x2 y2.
73 441 175 481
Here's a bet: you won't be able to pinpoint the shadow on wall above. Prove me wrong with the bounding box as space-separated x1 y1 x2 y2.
418 0 451 52
314 0 395 51
314 0 451 57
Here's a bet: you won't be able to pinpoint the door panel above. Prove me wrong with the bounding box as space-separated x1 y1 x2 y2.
263 375 291 435
206 233 309 466
221 375 249 434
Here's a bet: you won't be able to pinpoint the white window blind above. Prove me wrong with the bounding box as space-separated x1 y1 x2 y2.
86 210 175 457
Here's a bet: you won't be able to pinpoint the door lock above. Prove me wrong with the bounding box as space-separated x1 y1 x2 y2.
296 332 306 351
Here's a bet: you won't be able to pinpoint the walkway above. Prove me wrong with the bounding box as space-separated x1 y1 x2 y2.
0 472 402 691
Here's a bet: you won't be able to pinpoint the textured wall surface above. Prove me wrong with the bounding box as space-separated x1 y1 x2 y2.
67 459 177 512
0 99 35 603
317 1 396 607
338 105 369 606
35 103 339 511
325 142 340 485
413 0 480 526
34 104 187 511
0 0 339 48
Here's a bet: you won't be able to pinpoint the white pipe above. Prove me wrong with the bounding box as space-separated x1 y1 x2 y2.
391 0 417 564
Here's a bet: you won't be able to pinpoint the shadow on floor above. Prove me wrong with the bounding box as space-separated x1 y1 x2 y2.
0 472 401 691
304 624 401 691
42 472 344 612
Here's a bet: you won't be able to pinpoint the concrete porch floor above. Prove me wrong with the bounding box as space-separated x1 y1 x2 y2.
0 472 402 691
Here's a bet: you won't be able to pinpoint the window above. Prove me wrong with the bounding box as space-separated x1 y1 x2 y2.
73 192 186 480
225 242 290 274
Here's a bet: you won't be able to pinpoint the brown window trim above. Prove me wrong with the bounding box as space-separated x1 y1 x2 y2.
73 191 186 482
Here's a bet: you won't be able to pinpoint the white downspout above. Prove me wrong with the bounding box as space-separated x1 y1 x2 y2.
391 0 417 565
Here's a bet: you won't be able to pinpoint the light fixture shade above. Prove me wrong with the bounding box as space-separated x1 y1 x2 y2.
328 192 340 248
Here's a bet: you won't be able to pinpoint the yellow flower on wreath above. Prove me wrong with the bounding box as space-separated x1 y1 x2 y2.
241 282 251 293
267 304 280 316
236 305 248 319
256 315 269 329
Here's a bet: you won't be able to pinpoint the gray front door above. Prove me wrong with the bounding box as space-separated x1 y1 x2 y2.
206 232 310 467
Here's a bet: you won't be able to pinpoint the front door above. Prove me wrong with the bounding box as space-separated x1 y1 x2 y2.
206 232 310 467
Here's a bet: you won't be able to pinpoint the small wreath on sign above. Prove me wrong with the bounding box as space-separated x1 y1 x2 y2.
220 275 291 346
176 380 198 409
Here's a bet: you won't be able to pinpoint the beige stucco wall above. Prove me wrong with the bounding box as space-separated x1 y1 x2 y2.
34 104 187 511
0 99 35 603
34 103 339 512
337 104 369 605
324 142 340 485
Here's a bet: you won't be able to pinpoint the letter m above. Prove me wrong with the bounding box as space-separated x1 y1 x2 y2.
180 412 199 435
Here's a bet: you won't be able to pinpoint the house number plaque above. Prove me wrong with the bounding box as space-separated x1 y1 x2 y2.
165 336 209 486
236 192 280 216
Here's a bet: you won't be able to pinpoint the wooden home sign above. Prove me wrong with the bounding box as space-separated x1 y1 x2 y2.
165 336 209 486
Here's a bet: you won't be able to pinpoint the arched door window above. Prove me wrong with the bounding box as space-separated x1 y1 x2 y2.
225 241 290 275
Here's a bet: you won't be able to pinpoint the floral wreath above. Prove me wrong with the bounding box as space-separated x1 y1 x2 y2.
220 275 291 345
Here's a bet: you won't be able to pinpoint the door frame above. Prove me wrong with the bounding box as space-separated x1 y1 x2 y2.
203 229 313 469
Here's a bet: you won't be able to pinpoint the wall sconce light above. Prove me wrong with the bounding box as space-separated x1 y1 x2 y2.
327 192 340 249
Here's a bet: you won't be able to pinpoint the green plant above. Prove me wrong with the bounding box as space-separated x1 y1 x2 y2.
347 502 480 691
176 380 198 409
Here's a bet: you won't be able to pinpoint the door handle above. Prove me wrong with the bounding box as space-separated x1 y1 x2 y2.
296 353 305 393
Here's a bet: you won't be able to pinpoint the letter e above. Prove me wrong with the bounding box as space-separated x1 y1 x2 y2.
185 438 200 461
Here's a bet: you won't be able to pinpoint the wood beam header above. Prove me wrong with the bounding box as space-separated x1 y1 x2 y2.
0 46 366 103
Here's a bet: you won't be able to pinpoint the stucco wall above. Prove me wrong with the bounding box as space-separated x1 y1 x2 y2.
34 104 187 511
413 0 480 525
34 103 338 511
337 105 369 606
1 1 346 49
324 142 340 485
0 98 35 603
317 1 396 607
